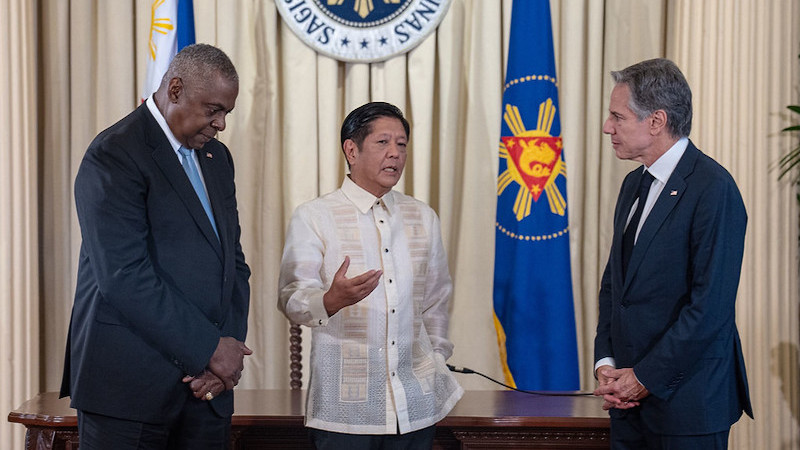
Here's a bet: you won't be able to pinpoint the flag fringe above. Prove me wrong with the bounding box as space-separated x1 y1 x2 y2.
492 313 517 388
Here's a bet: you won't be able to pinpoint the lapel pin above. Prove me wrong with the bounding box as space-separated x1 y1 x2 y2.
206 152 213 159
670 190 678 196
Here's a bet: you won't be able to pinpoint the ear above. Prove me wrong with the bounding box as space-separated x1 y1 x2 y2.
167 77 184 103
649 109 667 135
343 139 359 166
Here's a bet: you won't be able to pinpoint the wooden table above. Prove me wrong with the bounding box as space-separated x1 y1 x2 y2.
9 390 610 449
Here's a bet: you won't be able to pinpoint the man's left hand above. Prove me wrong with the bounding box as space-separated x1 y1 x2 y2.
183 370 227 401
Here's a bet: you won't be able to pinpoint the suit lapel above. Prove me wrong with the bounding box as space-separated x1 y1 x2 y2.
623 143 700 291
144 112 223 261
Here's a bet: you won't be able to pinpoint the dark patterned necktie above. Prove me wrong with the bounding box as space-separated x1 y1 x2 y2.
622 170 654 276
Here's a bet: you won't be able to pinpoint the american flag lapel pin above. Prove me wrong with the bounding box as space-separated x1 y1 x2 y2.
206 152 213 159
670 190 678 196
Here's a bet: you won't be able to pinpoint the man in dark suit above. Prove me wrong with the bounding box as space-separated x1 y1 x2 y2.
61 43 252 449
593 58 752 449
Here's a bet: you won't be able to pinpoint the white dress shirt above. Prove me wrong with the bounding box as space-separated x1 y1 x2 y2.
278 176 463 435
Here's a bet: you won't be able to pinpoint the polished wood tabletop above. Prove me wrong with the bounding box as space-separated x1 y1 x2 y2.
442 390 609 428
9 389 609 429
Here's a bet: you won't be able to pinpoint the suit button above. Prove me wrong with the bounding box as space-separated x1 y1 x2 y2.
213 322 220 327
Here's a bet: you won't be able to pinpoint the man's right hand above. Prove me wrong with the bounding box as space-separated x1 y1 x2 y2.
594 366 644 410
208 336 252 390
323 256 382 316
596 364 616 386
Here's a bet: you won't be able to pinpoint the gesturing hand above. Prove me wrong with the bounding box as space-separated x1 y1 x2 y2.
323 256 382 316
208 336 252 390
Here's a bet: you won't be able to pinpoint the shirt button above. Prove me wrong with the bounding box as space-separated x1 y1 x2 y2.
379 220 384 223
388 279 393 283
391 309 396 314
384 248 389 253
318 319 324 325
391 372 396 377
391 340 395 345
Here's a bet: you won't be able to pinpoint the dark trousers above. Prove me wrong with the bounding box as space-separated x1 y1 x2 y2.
611 409 730 450
77 397 230 450
309 425 436 450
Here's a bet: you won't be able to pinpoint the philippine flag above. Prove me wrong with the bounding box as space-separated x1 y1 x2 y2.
141 0 195 101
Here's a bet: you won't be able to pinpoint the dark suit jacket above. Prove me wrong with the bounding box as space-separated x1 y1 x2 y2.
594 141 752 435
61 103 250 423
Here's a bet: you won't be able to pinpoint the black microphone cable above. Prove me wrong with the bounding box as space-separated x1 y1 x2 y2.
446 364 595 397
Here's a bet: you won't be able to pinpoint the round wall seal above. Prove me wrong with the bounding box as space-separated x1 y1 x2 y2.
275 0 453 63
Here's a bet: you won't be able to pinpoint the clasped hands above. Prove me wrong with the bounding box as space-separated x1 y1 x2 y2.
183 336 252 401
593 365 650 410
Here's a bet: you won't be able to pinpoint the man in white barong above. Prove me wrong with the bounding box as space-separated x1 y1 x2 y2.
278 102 463 450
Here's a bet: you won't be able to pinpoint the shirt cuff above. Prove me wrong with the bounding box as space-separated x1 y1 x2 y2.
307 291 330 326
594 357 616 378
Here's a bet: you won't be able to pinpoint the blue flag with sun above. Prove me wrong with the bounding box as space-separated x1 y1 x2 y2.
492 0 579 391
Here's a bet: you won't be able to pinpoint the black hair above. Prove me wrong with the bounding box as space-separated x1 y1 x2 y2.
340 102 410 150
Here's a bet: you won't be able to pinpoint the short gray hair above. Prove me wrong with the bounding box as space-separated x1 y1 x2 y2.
611 58 692 138
161 43 238 88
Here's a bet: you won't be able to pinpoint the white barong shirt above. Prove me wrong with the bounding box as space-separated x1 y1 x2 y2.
278 176 463 435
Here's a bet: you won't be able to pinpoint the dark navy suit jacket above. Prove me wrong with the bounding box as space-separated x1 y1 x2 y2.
61 104 250 423
594 141 752 435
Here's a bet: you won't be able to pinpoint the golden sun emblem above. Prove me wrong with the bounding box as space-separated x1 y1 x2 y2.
498 98 567 221
148 0 175 60
328 0 401 19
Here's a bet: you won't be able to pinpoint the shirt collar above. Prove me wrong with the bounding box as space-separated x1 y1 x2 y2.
645 137 689 184
145 95 183 155
341 176 395 215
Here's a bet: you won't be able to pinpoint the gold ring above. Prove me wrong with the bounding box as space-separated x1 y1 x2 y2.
205 391 214 401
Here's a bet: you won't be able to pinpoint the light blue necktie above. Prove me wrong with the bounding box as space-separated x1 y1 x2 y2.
178 147 219 239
